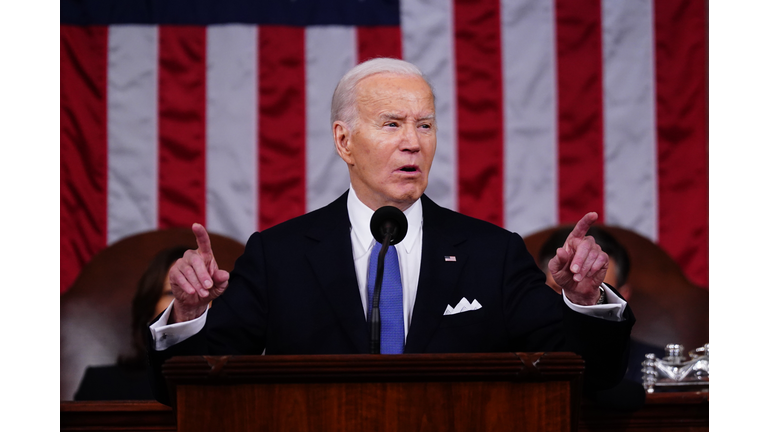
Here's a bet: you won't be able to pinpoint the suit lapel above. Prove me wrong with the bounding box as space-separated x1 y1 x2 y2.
404 196 469 353
304 192 369 353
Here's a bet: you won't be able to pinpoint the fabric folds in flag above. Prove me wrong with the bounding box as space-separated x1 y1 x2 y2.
60 0 708 293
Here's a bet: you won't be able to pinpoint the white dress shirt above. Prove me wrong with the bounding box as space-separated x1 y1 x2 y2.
151 185 626 350
347 185 422 338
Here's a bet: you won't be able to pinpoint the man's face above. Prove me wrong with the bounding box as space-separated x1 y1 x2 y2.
334 73 436 211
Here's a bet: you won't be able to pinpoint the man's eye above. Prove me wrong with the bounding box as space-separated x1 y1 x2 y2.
385 122 398 127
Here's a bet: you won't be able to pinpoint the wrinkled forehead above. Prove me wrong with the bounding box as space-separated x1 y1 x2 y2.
355 73 436 114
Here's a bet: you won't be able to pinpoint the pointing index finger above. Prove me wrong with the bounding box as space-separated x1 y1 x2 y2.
192 223 214 263
567 212 599 242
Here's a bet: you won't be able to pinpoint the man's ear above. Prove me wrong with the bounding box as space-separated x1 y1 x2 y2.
333 121 354 165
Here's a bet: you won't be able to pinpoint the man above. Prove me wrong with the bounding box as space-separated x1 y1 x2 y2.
148 58 634 405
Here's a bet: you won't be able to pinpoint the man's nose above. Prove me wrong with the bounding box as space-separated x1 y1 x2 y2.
399 124 421 152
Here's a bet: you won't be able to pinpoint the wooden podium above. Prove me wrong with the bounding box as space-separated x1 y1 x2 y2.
162 352 584 432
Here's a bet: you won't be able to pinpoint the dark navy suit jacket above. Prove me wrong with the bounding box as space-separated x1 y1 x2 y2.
148 192 634 405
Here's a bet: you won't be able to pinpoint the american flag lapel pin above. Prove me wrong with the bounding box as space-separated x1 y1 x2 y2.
444 256 456 262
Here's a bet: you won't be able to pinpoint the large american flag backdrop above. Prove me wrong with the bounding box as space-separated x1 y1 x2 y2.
61 0 708 294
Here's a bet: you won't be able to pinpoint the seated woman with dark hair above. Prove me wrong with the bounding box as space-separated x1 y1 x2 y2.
74 246 188 400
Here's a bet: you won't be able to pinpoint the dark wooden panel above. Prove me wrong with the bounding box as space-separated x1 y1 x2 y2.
162 352 584 384
59 391 708 432
176 380 571 432
579 392 709 432
60 400 175 431
167 353 584 432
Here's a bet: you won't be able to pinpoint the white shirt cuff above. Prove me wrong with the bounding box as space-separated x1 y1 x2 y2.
149 299 209 351
562 283 627 322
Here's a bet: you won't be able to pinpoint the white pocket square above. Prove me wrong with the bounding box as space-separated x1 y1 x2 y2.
443 297 482 315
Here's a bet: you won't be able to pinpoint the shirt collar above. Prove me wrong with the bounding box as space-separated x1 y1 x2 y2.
347 185 422 259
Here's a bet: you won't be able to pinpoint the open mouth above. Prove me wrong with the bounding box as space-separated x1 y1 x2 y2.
398 165 418 173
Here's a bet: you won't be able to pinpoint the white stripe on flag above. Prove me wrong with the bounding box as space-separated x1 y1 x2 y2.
401 0 457 211
601 0 658 241
305 26 357 212
107 25 159 244
501 0 558 236
206 24 258 244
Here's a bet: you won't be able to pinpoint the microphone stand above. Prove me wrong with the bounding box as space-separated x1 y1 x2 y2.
369 225 394 354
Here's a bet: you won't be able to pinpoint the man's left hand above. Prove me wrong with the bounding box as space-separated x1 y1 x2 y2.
548 212 608 305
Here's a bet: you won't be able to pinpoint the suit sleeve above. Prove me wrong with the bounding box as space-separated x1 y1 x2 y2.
501 232 635 391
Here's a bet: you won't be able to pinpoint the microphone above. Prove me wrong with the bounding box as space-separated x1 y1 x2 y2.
370 206 408 246
368 206 408 354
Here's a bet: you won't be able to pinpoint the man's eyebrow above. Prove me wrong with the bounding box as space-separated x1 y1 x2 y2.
379 112 436 121
379 112 406 120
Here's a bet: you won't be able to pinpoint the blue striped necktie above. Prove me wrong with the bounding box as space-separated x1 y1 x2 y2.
367 241 405 354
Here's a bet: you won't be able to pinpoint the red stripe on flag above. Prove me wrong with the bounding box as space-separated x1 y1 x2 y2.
158 26 207 229
258 26 306 230
60 25 109 293
454 0 504 227
555 0 605 224
654 0 709 288
357 26 402 63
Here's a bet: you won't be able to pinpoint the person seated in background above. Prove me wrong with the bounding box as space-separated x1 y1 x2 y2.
74 246 188 400
538 226 664 409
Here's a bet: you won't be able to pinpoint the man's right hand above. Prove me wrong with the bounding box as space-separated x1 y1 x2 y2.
168 223 230 323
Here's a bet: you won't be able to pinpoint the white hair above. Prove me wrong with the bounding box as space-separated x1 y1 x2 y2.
330 58 434 129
